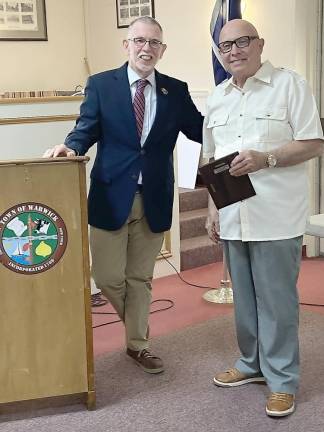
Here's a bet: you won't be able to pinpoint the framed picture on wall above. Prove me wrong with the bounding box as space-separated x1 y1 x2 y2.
116 0 155 29
0 0 47 41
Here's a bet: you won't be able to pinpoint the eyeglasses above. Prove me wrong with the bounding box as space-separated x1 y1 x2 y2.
218 36 259 54
128 37 163 49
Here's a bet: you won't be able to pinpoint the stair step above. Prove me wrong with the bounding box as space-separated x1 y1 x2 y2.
179 187 208 212
180 208 208 240
180 235 223 271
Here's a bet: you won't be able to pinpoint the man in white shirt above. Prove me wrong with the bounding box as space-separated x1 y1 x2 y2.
203 19 324 417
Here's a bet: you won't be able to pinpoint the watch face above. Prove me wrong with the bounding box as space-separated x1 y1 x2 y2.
267 154 277 167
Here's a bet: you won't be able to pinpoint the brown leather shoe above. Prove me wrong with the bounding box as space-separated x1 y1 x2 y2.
266 392 295 417
213 368 265 387
127 348 164 374
91 292 108 307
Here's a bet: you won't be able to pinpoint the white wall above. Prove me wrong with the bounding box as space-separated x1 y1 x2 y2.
0 0 88 93
243 0 296 69
243 0 319 86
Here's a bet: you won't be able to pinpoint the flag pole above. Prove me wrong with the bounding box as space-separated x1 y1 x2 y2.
202 0 241 304
202 250 233 303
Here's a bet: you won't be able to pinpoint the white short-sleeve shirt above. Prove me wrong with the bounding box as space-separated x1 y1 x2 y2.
203 61 324 241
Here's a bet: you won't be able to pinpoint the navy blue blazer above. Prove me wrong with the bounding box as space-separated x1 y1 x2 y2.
65 63 203 233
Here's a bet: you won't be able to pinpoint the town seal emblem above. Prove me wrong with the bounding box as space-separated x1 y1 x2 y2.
0 202 68 275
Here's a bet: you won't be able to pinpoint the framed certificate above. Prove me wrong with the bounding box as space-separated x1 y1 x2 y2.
116 0 155 28
0 0 47 41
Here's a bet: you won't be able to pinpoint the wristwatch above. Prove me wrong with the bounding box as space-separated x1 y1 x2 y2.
266 153 277 168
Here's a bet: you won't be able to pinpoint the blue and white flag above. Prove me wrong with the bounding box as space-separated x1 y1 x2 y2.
210 0 242 84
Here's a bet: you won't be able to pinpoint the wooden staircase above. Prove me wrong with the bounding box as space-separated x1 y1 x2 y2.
179 187 223 270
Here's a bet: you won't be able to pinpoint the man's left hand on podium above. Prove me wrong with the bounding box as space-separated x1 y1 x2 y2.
43 144 76 158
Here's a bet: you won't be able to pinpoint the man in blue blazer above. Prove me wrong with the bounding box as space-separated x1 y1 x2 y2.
44 16 203 373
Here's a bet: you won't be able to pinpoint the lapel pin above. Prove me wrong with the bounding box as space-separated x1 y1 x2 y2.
161 87 168 95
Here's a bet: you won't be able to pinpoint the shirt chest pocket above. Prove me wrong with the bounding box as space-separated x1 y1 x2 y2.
255 107 291 142
206 113 231 146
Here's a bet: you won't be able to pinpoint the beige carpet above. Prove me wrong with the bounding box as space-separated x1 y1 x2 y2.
1 310 324 432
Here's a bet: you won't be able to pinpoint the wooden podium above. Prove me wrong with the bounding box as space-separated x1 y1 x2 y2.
0 157 95 410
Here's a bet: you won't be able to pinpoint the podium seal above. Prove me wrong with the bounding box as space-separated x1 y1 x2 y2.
0 202 68 275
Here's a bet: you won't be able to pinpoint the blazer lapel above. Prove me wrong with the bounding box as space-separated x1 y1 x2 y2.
113 63 139 146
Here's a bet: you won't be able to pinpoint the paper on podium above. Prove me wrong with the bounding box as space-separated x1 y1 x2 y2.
176 132 201 189
199 151 256 209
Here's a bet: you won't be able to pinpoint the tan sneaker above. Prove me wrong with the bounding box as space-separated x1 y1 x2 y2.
266 392 295 417
127 348 164 374
213 368 265 387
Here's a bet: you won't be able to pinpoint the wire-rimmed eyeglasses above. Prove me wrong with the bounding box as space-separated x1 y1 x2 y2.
218 36 259 54
128 37 163 49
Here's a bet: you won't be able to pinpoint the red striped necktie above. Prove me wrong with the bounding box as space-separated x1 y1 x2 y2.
133 79 148 138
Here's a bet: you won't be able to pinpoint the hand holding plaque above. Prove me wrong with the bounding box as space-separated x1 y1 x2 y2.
199 152 256 209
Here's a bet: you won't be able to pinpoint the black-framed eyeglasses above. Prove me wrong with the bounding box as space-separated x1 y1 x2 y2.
128 37 163 49
218 36 259 54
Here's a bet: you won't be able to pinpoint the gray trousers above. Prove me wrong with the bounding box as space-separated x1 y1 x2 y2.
223 236 303 394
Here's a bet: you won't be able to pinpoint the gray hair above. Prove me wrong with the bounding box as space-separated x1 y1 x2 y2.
128 16 163 34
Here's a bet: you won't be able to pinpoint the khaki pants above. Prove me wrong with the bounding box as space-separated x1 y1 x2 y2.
90 194 164 351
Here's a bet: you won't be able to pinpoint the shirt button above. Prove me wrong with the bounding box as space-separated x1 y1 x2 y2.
140 149 146 155
239 114 243 117
238 135 241 138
